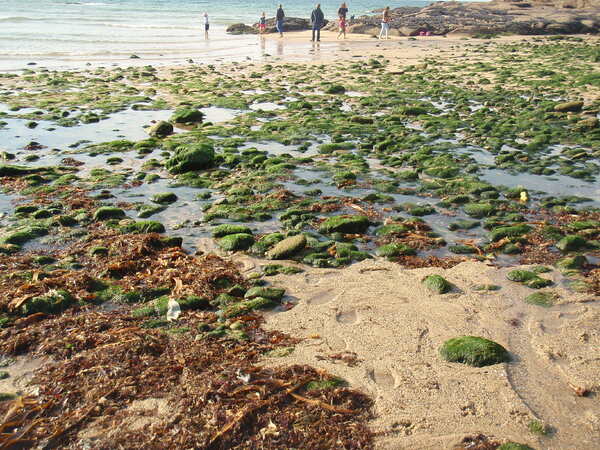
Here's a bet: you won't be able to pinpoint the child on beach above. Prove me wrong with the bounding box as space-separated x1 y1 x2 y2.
259 12 267 34
203 12 209 40
276 4 285 38
379 6 390 40
337 2 348 40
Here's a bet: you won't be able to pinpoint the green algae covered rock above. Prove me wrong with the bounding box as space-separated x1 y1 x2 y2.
319 215 370 234
556 235 588 252
464 203 496 218
440 336 510 367
211 224 253 238
165 143 215 174
488 224 531 242
244 286 285 301
21 290 75 316
218 233 254 251
262 264 304 276
449 245 477 255
325 84 346 94
148 120 173 138
423 274 451 294
554 101 583 112
525 291 556 307
376 243 416 257
266 234 307 259
222 297 274 318
120 221 165 234
556 255 587 270
376 224 409 236
151 192 178 204
93 206 126 221
507 270 552 289
171 108 204 124
1 227 48 245
506 270 538 283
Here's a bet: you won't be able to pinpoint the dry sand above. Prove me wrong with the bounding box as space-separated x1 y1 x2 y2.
226 253 600 449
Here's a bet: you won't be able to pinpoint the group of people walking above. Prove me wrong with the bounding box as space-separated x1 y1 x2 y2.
203 4 394 42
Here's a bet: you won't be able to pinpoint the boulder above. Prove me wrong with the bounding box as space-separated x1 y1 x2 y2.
165 143 215 174
266 234 307 259
226 23 258 35
148 121 173 138
257 17 327 33
170 108 204 124
554 101 584 112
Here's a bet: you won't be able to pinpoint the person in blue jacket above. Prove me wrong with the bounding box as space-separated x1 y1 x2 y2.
311 3 325 42
276 4 285 38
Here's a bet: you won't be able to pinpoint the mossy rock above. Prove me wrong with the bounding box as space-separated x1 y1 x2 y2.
262 264 304 276
218 233 254 251
319 215 370 234
463 203 496 218
21 289 75 316
165 143 215 174
120 221 165 234
245 286 285 301
473 284 501 291
89 246 109 257
448 220 480 231
556 255 587 270
325 84 346 94
138 205 165 218
449 245 477 255
526 277 553 289
93 207 126 221
222 297 275 318
148 120 173 137
375 224 408 236
556 235 588 252
211 224 253 238
440 336 510 367
488 224 531 242
376 243 416 257
498 442 534 450
171 108 204 124
506 270 538 283
423 274 451 294
266 234 307 259
151 192 178 204
0 226 48 245
525 291 556 307
554 101 583 112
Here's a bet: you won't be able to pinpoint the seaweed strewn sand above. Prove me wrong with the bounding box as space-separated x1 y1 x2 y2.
0 34 599 449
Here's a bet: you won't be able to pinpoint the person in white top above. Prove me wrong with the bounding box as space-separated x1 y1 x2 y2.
203 12 209 39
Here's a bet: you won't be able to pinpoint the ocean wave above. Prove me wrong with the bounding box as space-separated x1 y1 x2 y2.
0 16 45 23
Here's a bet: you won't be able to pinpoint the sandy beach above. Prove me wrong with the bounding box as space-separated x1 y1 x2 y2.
0 27 599 449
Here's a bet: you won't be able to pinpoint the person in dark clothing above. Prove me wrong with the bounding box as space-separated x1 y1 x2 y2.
337 2 348 39
276 4 285 38
310 3 325 42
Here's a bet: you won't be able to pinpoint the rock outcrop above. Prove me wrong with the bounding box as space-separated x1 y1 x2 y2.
226 17 329 34
323 0 600 36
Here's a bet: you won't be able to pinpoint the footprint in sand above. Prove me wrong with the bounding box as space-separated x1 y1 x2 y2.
368 367 396 389
306 289 339 305
336 309 359 325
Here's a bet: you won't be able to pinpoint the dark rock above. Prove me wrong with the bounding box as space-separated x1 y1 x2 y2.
226 23 258 35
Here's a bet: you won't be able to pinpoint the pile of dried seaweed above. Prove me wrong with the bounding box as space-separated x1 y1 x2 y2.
0 308 372 448
0 227 373 449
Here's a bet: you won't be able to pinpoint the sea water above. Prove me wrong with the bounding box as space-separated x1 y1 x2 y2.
0 0 437 70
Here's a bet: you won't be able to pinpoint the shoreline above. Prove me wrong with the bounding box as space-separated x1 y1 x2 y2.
0 32 599 448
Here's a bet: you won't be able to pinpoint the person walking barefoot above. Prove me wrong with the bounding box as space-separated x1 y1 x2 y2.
276 4 285 38
259 12 267 34
203 12 209 40
337 3 348 40
379 6 391 40
310 3 324 42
